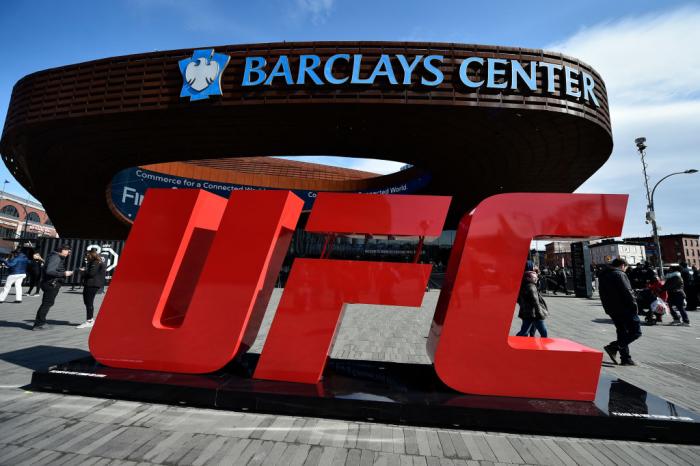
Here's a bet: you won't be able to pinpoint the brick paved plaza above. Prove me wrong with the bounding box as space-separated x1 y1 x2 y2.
0 289 699 465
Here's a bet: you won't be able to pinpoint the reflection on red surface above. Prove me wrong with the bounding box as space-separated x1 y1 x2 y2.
89 189 303 373
305 193 451 237
254 259 432 383
253 193 450 384
427 193 628 401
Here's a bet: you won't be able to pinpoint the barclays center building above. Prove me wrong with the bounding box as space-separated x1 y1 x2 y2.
0 41 611 249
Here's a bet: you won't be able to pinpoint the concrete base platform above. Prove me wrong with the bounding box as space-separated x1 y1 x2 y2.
31 354 700 445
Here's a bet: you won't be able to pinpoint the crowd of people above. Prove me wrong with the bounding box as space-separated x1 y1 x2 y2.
623 261 698 326
537 266 571 295
515 258 696 367
0 244 106 330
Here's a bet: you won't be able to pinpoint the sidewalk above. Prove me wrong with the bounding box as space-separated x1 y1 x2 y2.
0 289 698 465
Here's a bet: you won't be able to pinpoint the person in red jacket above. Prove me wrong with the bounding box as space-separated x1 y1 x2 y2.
648 273 668 301
646 273 668 324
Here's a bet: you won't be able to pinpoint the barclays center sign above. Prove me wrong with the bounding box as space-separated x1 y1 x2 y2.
179 48 600 106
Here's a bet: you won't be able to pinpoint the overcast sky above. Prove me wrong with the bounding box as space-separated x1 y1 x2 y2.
0 1 698 237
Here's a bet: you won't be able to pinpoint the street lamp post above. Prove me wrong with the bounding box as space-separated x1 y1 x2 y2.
20 205 30 240
635 137 698 276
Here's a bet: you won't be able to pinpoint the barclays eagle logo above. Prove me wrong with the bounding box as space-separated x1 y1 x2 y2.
179 49 230 101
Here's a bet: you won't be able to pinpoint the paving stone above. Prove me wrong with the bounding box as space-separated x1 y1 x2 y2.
303 444 324 466
471 435 499 463
331 447 348 466
436 431 456 458
577 441 616 465
425 430 445 457
190 435 229 466
560 441 604 466
250 416 277 440
359 448 375 466
506 438 538 465
204 436 249 464
402 428 419 456
391 427 405 455
374 452 401 466
259 415 297 442
3 446 43 465
525 437 564 466
247 439 277 466
540 438 577 466
0 444 28 464
287 443 312 466
259 440 288 466
483 434 523 464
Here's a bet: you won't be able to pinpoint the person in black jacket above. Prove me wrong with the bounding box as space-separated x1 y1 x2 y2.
26 252 44 297
76 250 106 328
663 266 690 326
680 262 697 311
599 258 642 366
692 265 700 311
32 244 73 330
516 269 549 337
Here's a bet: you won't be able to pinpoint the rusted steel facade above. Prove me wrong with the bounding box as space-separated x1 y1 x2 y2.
0 41 612 238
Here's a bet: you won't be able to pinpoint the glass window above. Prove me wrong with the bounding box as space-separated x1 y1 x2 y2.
44 218 53 226
1 205 19 217
0 226 16 238
26 212 40 223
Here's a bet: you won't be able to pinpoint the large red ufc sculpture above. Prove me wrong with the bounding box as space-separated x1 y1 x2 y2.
90 189 627 401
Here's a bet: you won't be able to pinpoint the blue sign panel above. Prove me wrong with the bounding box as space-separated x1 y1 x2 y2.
110 167 432 222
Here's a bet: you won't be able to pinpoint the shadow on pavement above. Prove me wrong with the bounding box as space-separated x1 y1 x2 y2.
0 345 90 371
592 318 614 324
22 319 81 327
0 320 33 330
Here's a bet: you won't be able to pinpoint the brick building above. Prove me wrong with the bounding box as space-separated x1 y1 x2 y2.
0 192 58 255
544 241 572 268
589 240 646 266
624 234 700 268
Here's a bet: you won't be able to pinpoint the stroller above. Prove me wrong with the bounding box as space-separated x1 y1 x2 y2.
635 288 668 325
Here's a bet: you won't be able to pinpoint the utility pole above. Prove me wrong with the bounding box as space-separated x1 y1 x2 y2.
635 137 698 276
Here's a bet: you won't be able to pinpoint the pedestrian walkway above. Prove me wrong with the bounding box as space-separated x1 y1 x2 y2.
0 289 699 464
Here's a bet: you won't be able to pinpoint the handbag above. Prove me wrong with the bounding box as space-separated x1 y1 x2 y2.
650 298 669 315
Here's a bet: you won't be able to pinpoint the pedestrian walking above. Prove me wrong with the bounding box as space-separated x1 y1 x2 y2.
664 266 690 326
0 248 30 303
599 258 642 366
692 265 700 311
552 266 570 295
32 244 73 330
516 268 549 337
686 264 698 311
679 262 696 311
26 253 44 296
76 250 106 328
